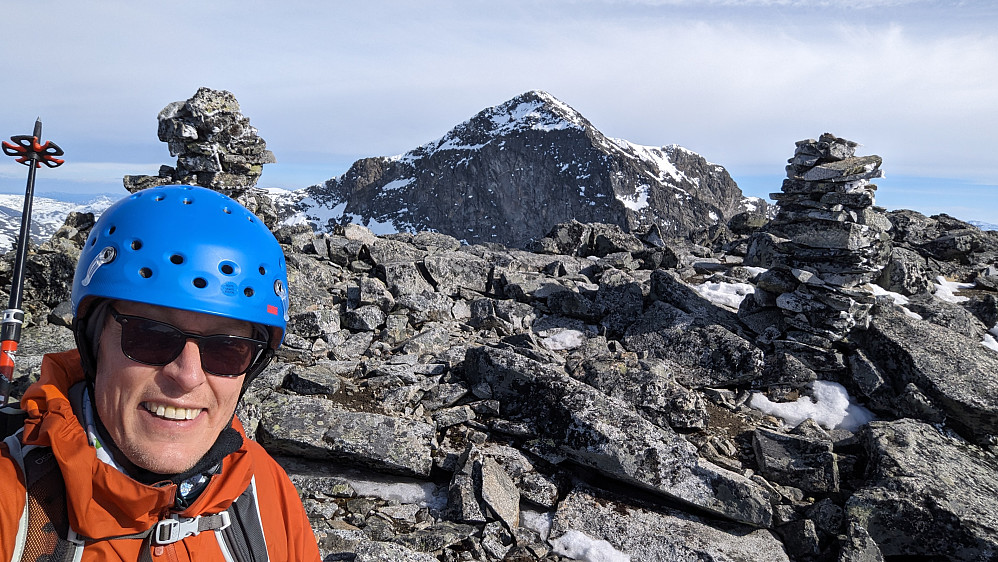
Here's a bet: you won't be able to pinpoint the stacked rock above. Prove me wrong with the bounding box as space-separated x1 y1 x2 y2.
741 134 892 372
771 133 892 287
124 87 276 192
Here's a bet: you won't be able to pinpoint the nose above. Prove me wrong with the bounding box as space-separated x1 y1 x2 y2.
161 339 207 392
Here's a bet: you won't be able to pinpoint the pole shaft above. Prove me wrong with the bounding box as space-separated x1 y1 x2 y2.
0 119 44 406
8 162 37 310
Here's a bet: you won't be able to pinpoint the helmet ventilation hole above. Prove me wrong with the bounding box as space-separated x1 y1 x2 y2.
193 277 207 289
139 267 152 278
170 254 184 264
108 226 116 235
131 240 142 251
259 266 266 275
154 195 165 202
223 207 232 214
244 287 255 297
182 198 193 205
220 263 235 275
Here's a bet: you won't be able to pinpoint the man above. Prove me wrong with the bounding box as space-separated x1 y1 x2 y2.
0 185 321 560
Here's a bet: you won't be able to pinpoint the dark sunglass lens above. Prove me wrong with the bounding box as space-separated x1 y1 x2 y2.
120 317 187 365
199 337 261 376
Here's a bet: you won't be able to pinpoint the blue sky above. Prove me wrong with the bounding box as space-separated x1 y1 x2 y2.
1 0 996 223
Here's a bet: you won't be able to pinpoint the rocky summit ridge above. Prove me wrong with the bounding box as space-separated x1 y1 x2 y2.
2 89 998 561
296 90 760 248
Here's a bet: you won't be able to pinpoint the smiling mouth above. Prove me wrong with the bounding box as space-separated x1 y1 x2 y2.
142 402 202 421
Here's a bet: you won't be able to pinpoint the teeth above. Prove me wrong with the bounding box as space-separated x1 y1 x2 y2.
145 402 201 421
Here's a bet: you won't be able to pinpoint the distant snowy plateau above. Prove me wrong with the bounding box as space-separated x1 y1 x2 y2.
2 183 995 256
0 194 115 253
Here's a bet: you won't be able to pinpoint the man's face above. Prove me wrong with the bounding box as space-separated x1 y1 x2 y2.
94 301 250 475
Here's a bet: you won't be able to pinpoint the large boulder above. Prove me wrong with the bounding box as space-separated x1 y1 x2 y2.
846 419 998 559
549 484 790 561
257 394 436 477
856 304 998 445
464 345 773 527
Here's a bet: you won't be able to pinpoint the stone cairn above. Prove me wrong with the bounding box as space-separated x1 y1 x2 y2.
748 133 892 373
123 87 276 192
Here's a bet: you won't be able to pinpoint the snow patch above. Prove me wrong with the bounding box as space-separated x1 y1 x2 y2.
520 509 554 541
364 217 400 236
865 284 922 320
743 197 764 213
381 177 414 192
549 530 630 562
435 137 487 152
617 184 650 211
693 281 755 310
609 139 688 186
749 380 875 432
933 276 974 303
344 475 447 511
539 329 587 351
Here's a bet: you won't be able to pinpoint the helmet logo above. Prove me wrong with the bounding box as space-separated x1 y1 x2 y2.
274 279 290 322
81 246 117 287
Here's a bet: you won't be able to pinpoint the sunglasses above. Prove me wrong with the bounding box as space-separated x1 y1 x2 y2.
109 307 268 377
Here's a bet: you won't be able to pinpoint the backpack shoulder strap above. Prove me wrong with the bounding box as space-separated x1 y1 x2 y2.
216 476 270 562
0 405 28 440
3 432 30 562
4 430 83 562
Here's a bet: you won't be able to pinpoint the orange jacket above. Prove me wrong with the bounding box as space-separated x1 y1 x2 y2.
0 350 321 561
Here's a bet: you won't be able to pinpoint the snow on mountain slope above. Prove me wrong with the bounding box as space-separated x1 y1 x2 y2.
0 193 115 252
299 90 756 247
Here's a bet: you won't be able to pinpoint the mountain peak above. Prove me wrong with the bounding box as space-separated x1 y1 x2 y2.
305 91 754 247
490 90 591 132
419 91 592 154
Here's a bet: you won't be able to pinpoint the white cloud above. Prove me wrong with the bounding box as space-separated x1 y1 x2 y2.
594 0 935 5
0 161 160 185
2 0 996 216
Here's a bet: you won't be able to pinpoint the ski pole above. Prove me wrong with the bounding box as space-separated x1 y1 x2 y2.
0 119 64 406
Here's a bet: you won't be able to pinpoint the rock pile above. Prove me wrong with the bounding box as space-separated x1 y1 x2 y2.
6 133 998 560
740 134 892 374
123 88 276 192
771 133 891 288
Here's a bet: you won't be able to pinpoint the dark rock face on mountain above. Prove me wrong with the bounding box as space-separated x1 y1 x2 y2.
123 87 276 192
6 132 998 561
300 90 760 248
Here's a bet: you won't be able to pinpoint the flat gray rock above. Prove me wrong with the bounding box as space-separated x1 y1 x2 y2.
860 305 998 443
846 419 998 559
465 345 773 527
550 484 790 561
257 394 436 477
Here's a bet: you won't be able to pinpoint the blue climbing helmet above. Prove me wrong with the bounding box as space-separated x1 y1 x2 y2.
72 185 289 353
